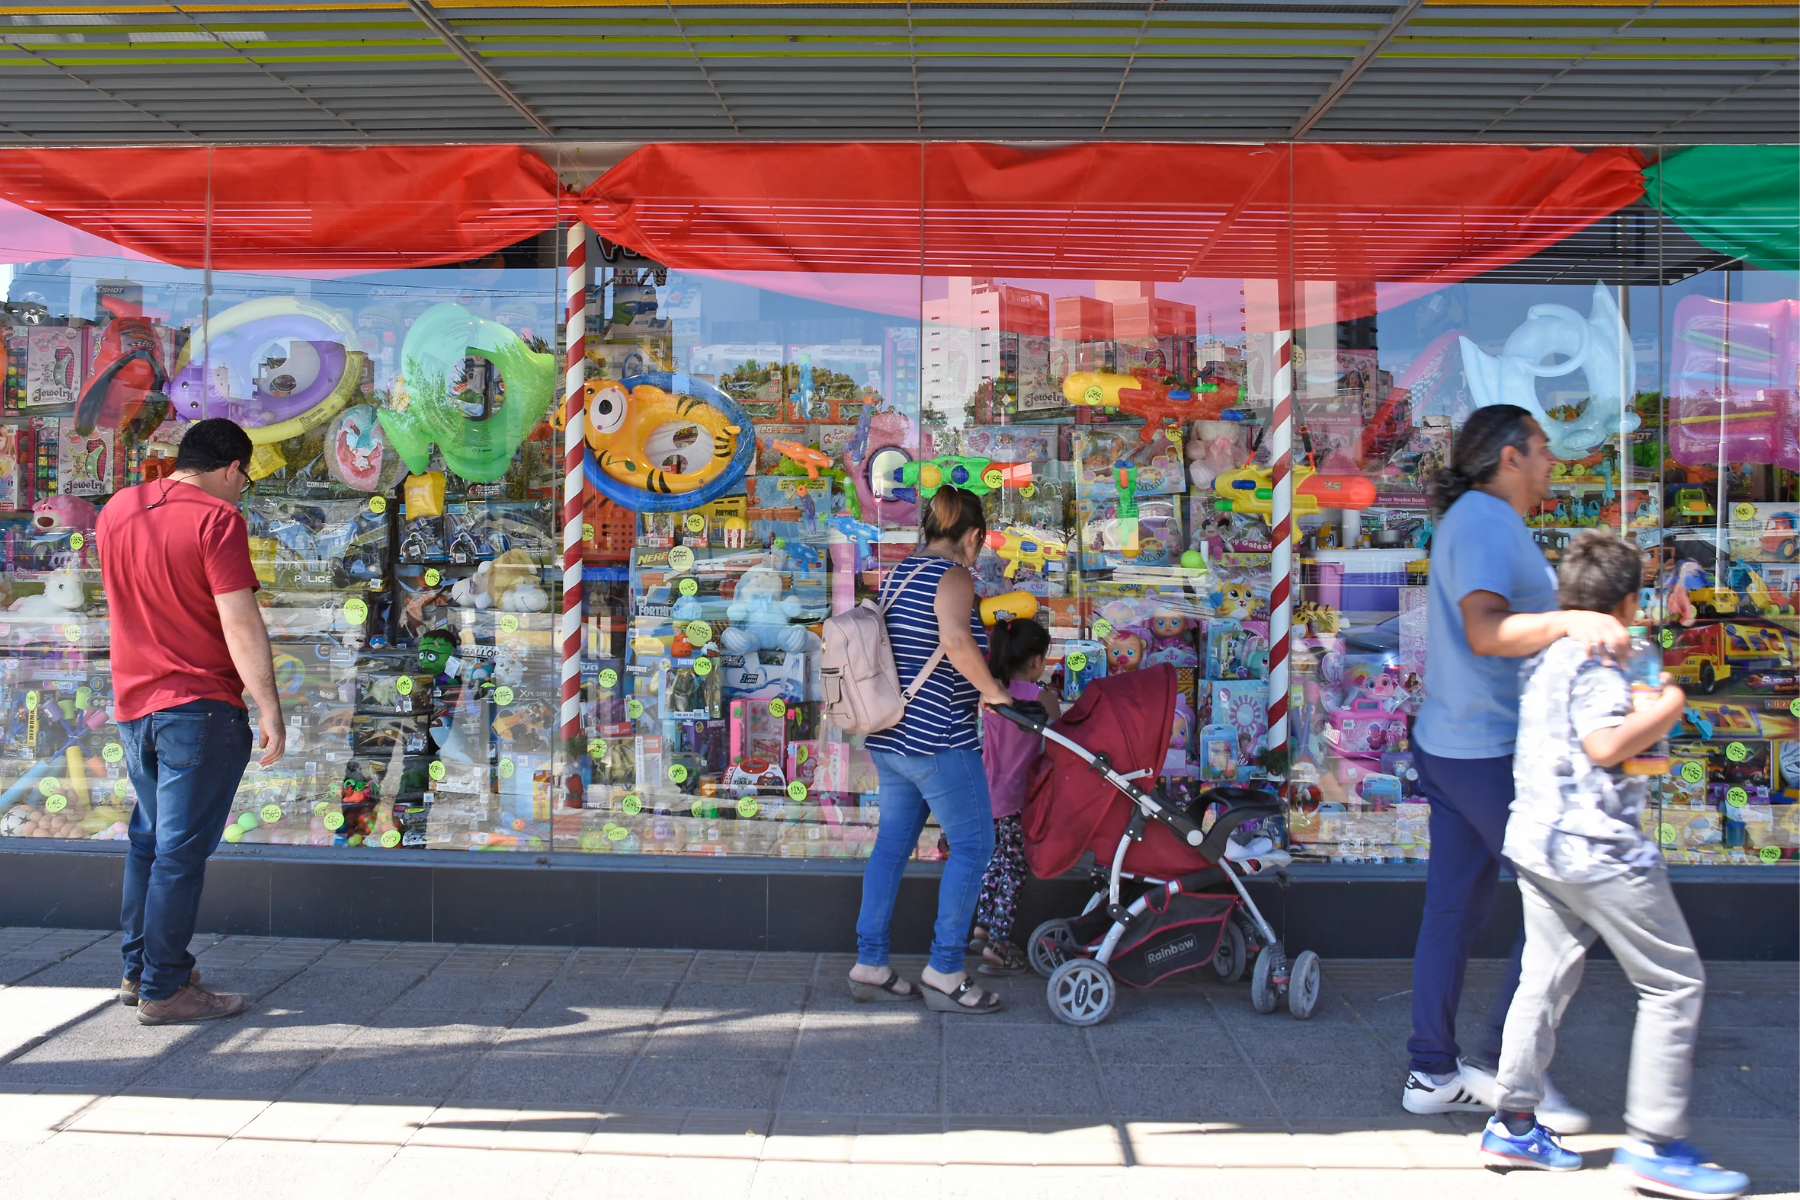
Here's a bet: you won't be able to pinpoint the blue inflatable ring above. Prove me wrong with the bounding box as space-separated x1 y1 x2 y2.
583 371 755 514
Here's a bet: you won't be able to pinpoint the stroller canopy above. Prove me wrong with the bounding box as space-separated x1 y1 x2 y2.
1024 663 1205 880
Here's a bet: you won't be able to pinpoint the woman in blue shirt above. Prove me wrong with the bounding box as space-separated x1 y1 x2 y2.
1403 404 1634 1126
849 486 1016 1014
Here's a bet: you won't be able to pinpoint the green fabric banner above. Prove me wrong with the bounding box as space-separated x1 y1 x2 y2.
1645 144 1800 272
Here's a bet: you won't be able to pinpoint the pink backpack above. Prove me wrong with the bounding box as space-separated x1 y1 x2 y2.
818 558 947 735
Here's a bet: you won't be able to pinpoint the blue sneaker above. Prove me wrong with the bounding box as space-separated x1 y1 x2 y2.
1611 1139 1748 1199
1478 1115 1583 1172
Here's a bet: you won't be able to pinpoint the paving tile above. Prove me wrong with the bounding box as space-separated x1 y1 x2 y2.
135 1026 352 1093
287 1046 477 1099
259 969 424 1015
645 1014 799 1059
792 1009 941 1061
451 1051 627 1107
1104 1065 1280 1122
943 1020 1089 1064
0 1008 211 1090
550 1151 759 1197
1084 1023 1245 1066
1256 1063 1407 1120
496 1022 651 1057
64 1092 271 1138
314 1099 439 1145
360 1143 578 1199
667 981 809 1017
180 1137 399 1198
0 1088 97 1143
780 1061 940 1115
233 1097 357 1142
392 971 549 1013
944 1060 1108 1118
613 1057 787 1111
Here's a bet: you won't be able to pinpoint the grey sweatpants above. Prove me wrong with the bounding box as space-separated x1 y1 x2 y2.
1496 863 1705 1143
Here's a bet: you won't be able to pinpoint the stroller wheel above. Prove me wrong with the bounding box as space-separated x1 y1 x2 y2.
1027 918 1079 979
1288 950 1322 1020
1046 959 1115 1027
1212 919 1247 984
1249 945 1280 1014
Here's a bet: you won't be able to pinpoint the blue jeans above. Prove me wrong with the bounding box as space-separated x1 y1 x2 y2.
118 699 253 1002
1407 747 1527 1076
858 749 995 975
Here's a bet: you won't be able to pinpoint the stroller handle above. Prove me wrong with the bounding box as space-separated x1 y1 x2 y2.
990 701 1048 733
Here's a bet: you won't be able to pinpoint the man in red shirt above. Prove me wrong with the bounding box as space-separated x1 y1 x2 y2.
98 418 284 1025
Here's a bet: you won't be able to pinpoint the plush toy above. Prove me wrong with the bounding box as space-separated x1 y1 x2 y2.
1186 420 1247 491
720 566 810 654
8 571 84 616
31 496 97 535
450 562 493 610
325 404 404 493
489 548 549 612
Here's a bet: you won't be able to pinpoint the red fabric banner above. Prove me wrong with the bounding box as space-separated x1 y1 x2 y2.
0 145 566 271
581 142 1648 313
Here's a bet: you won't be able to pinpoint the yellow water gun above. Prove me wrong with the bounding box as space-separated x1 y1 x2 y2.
985 527 1068 579
1213 465 1376 518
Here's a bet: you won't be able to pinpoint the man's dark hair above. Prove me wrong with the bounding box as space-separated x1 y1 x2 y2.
174 418 253 474
1558 529 1644 614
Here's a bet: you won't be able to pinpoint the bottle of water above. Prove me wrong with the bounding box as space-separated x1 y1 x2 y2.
1622 626 1671 776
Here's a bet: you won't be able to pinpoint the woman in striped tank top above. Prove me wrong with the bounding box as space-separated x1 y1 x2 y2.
849 487 1016 1014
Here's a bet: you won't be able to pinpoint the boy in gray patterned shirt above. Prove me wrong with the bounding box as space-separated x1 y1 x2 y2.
1480 531 1747 1198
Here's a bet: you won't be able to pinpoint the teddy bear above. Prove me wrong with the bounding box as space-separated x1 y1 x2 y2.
489 548 549 612
31 495 97 535
8 571 85 617
1186 420 1248 491
720 566 811 655
450 562 493 610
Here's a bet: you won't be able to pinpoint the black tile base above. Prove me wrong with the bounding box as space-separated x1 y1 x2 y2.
2 844 1794 959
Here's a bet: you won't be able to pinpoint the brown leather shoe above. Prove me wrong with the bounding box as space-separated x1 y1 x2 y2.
120 967 201 1008
137 982 245 1026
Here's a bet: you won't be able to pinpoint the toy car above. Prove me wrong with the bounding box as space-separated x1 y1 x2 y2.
1675 487 1715 521
1761 513 1799 560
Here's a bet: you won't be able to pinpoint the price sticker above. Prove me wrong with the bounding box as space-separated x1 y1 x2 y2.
590 738 609 758
1067 651 1088 673
1735 502 1757 522
627 699 645 719
772 537 786 550
607 823 629 842
323 811 345 831
499 614 520 633
103 741 124 763
1659 822 1677 846
599 668 619 688
692 657 713 677
343 598 368 624
494 685 515 706
622 794 641 815
678 577 698 597
258 803 281 824
580 831 604 851
313 801 328 815
425 568 441 587
114 779 130 799
668 546 695 572
396 675 414 696
1726 786 1748 808
769 698 787 719
583 522 596 543
428 760 447 781
68 532 84 550
369 495 387 515
1021 484 1036 499
668 763 689 784
736 797 759 818
1726 741 1749 763
1791 697 1800 718
44 794 66 813
686 620 712 647
62 624 81 643
787 780 808 801
1680 761 1705 784
1092 618 1113 639
691 799 706 817
685 513 706 534
796 744 809 765
37 777 58 796
1084 385 1104 405
1660 628 1675 648
24 691 37 711
1759 845 1782 864
498 758 516 780
380 829 401 848
981 468 1004 491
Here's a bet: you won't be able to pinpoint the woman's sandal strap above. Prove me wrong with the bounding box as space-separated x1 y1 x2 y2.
875 969 910 994
941 978 1000 1009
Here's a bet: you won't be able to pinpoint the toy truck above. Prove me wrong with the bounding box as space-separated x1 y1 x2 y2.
1663 622 1795 692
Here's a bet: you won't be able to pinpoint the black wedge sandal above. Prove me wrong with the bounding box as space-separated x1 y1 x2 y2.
921 975 1003 1014
848 968 922 1002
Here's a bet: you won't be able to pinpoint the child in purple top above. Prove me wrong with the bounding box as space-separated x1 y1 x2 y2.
969 618 1061 975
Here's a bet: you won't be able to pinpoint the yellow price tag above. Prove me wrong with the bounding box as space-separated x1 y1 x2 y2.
68 532 84 550
693 657 713 677
44 794 66 813
628 699 645 719
113 779 130 799
260 804 282 823
769 699 787 719
1680 762 1705 783
787 780 808 801
1659 822 1676 845
343 598 368 624
607 824 629 842
669 763 689 784
425 568 441 586
736 797 759 818
1734 503 1756 522
686 620 712 647
685 513 706 534
103 742 124 763
1726 741 1749 763
1092 618 1113 638
583 523 596 543
622 794 641 815
580 831 604 851
599 668 619 688
678 577 698 597
499 614 520 634
369 496 387 515
380 829 401 848
323 812 345 831
494 685 515 706
1760 846 1782 863
428 761 447 781
62 624 81 643
498 758 516 779
1726 787 1748 807
1067 652 1088 673
668 546 695 572
396 676 414 696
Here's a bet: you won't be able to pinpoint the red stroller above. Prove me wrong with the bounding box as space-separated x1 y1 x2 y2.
997 664 1321 1026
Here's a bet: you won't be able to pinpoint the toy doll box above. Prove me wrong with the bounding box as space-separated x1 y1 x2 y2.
1325 698 1407 756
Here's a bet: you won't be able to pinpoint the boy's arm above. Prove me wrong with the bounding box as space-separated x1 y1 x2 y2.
1580 677 1686 768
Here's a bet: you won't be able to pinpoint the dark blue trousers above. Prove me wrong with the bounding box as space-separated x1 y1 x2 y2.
1407 747 1526 1076
118 699 253 1002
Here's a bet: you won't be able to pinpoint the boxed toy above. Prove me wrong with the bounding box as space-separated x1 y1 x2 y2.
1076 493 1181 569
1060 638 1105 702
1071 426 1186 496
24 325 83 408
1210 679 1267 766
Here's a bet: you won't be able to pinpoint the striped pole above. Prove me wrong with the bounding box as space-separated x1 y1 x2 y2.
560 221 589 810
1264 309 1295 772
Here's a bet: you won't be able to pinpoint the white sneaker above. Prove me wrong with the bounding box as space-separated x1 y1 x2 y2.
1457 1059 1592 1134
1402 1068 1489 1114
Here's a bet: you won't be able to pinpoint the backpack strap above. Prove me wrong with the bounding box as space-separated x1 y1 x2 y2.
882 557 950 701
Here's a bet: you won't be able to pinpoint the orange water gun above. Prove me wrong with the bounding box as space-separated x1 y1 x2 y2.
1062 368 1239 442
769 439 833 480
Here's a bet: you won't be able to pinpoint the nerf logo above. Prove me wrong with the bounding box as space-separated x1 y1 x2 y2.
1146 934 1198 966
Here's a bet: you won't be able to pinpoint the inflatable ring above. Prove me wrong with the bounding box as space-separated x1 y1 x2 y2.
166 297 363 446
376 302 555 483
582 371 753 513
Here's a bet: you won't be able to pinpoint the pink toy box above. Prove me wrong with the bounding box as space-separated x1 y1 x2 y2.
1325 697 1408 757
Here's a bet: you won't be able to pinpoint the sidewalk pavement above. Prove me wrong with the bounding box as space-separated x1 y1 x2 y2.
0 926 1793 1200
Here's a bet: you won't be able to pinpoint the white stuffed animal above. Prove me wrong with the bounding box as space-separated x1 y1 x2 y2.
450 562 493 610
500 580 550 612
8 571 85 617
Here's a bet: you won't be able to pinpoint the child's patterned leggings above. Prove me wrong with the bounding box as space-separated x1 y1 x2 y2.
973 814 1027 943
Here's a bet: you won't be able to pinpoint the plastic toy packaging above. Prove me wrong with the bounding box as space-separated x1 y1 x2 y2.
1667 296 1800 471
1077 494 1181 568
1061 639 1106 702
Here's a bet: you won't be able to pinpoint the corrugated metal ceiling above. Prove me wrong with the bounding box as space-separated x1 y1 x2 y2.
0 1 1792 144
